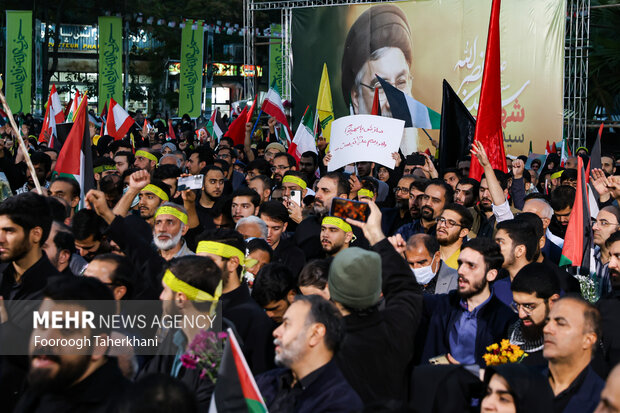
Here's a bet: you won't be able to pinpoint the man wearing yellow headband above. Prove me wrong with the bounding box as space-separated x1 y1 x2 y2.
281 171 308 200
196 229 275 373
111 170 171 228
133 148 159 173
321 216 355 257
153 203 194 261
140 255 223 408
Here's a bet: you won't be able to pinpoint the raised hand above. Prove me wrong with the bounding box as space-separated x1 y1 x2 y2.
471 141 491 170
129 170 151 191
512 159 524 179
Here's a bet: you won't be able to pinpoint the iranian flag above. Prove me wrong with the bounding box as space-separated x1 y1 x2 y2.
261 82 293 144
209 329 268 413
54 95 94 207
66 90 82 121
288 105 317 161
105 99 135 140
207 107 226 141
39 84 65 150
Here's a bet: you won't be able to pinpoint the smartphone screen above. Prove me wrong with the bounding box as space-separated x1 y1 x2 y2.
177 174 204 191
330 197 370 222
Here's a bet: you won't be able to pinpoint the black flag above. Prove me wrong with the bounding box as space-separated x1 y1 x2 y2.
439 80 476 174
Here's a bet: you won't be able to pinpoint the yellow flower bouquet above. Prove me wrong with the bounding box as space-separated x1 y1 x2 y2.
483 339 528 366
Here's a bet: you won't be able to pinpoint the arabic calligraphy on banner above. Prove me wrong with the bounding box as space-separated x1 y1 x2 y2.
6 11 33 114
98 17 123 113
179 21 204 118
291 0 565 155
328 115 404 171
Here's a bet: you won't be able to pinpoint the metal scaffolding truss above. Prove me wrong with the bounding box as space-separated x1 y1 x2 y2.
564 0 590 150
245 0 591 147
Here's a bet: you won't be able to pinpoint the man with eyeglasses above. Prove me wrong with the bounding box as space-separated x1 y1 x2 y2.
395 179 453 241
271 153 297 185
593 206 620 295
436 204 473 270
506 263 561 367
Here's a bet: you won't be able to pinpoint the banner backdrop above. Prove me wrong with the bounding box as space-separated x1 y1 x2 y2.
269 24 283 95
6 11 33 114
292 0 565 156
179 20 204 117
98 17 123 113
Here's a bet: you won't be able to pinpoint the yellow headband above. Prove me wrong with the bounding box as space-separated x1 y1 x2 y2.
550 170 564 180
358 189 374 199
322 216 353 233
141 184 169 201
155 206 188 225
135 150 158 164
282 175 307 190
196 241 246 265
163 269 222 314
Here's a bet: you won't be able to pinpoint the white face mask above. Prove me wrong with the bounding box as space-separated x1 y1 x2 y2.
411 256 437 285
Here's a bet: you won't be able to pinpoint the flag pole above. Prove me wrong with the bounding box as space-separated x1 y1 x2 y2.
249 108 263 141
0 90 43 194
420 128 434 144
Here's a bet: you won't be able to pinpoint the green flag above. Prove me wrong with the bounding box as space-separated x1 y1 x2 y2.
179 20 204 118
6 11 32 114
98 17 123 113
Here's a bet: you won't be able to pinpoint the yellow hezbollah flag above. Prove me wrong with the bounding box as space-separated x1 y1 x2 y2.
316 63 334 142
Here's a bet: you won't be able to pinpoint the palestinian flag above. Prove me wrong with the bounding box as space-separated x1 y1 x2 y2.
207 107 226 141
560 156 596 278
261 81 293 143
54 95 94 207
376 75 441 129
105 99 135 140
289 105 317 161
209 329 268 413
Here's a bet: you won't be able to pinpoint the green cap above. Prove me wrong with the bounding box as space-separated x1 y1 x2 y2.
328 247 382 309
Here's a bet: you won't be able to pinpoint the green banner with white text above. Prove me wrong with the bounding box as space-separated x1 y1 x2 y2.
179 21 204 117
98 17 123 113
269 24 283 95
6 11 32 114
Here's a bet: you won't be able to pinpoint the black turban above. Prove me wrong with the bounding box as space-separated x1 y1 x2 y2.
341 4 412 105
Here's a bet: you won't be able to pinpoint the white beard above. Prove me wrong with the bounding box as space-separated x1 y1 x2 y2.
153 230 183 251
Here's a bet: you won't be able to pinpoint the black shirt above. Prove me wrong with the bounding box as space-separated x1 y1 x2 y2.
551 365 589 413
268 361 331 413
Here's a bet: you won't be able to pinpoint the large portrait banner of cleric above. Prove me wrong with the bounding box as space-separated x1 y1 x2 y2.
291 0 565 156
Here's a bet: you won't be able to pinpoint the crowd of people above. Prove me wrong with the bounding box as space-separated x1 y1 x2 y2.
0 109 618 413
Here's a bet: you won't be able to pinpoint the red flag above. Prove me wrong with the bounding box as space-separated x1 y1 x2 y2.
224 106 249 146
545 140 551 155
469 0 507 181
551 142 557 154
167 119 176 140
371 87 381 116
246 94 257 123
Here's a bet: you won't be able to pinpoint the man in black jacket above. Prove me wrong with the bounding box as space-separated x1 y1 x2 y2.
257 295 362 413
14 276 128 413
420 237 517 366
331 200 423 404
0 193 60 411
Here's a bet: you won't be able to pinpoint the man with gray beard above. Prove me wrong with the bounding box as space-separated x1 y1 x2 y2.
152 203 194 261
256 295 363 412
